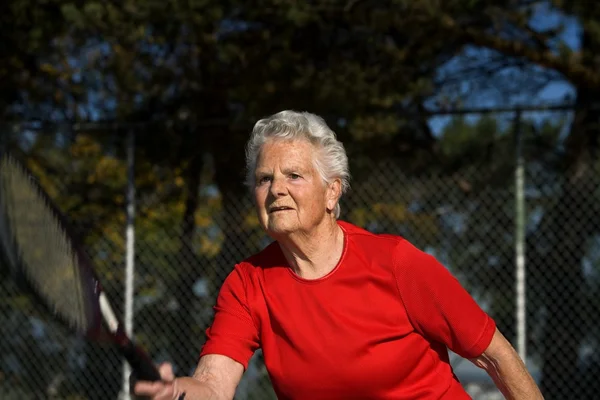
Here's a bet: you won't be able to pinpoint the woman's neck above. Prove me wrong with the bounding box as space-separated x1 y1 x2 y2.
277 218 345 280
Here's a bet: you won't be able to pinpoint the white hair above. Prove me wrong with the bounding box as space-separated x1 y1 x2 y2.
244 110 351 218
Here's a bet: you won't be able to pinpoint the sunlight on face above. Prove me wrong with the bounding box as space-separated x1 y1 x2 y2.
253 139 332 238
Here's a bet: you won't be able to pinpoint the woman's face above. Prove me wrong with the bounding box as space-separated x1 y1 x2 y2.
253 139 339 238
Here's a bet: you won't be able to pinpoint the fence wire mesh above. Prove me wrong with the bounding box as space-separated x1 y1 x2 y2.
0 114 598 399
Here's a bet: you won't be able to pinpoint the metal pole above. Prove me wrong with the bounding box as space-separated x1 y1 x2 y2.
514 109 527 363
122 130 136 398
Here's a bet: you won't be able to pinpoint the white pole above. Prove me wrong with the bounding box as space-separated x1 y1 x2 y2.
514 109 527 363
122 130 136 399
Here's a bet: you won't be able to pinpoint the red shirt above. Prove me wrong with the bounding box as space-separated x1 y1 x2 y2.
200 221 496 399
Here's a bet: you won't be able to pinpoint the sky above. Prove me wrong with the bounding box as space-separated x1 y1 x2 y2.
54 3 584 138
427 3 581 136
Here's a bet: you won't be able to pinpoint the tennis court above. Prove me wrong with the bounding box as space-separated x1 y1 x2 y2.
0 114 598 399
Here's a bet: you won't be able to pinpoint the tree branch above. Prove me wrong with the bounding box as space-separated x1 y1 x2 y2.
490 6 557 52
440 16 600 89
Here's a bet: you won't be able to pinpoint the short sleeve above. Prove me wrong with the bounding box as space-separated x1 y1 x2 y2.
199 265 260 369
393 240 496 359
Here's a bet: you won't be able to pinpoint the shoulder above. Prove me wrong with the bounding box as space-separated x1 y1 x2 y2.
230 240 284 279
338 220 426 261
338 220 443 279
338 220 403 248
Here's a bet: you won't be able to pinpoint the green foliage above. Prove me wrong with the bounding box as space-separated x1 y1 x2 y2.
2 0 600 397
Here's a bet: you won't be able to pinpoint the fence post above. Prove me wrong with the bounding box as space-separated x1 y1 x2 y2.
122 129 137 399
514 108 527 364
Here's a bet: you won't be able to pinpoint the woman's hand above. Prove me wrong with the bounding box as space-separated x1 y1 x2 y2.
133 362 182 400
131 355 244 400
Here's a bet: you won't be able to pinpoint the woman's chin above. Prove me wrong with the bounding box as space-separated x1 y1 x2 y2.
265 221 297 237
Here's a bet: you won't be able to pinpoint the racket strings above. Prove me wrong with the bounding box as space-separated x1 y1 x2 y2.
0 156 90 332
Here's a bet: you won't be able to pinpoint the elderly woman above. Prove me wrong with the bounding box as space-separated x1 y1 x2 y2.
134 111 542 399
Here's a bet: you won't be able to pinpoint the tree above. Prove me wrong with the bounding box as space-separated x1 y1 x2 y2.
40 0 467 377
421 3 599 396
3 0 600 397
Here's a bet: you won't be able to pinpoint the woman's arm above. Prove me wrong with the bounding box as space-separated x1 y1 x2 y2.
470 328 543 400
133 354 244 400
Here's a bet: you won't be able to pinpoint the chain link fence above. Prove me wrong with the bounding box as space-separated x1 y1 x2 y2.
0 110 598 399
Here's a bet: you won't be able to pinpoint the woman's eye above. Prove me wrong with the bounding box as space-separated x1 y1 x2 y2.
258 176 271 184
290 174 300 180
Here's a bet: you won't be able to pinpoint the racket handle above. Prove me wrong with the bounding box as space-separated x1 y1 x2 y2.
117 334 162 382
126 343 162 381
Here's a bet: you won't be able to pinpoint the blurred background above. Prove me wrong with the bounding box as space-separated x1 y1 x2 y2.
0 1 599 399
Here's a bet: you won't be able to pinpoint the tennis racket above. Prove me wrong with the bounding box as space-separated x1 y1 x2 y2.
0 152 161 384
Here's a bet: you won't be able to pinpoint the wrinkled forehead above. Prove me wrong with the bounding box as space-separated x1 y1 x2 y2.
255 138 322 173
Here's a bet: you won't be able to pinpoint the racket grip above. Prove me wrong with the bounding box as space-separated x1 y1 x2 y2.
119 337 162 382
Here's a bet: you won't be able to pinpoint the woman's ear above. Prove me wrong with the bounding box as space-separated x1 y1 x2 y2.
326 179 342 212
